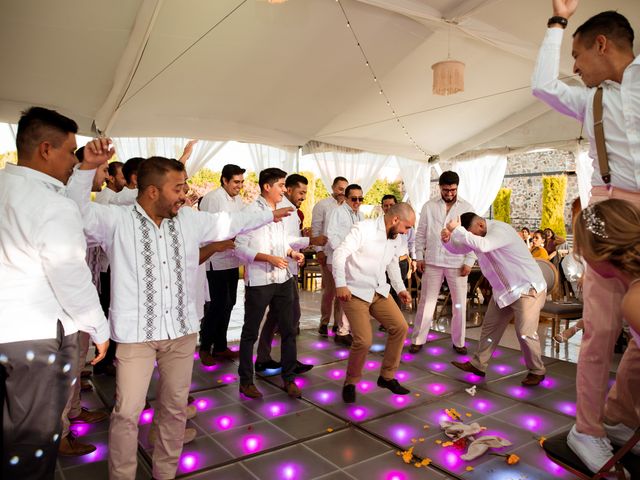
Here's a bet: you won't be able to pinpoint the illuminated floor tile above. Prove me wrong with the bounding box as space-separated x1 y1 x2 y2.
344 450 449 479
175 436 234 476
362 411 436 449
495 404 574 436
304 428 390 468
446 390 518 417
213 420 295 458
243 444 337 479
269 407 346 440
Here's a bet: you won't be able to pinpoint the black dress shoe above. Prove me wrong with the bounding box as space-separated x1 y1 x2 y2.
342 384 356 403
408 344 422 354
452 345 468 355
318 325 328 336
451 361 485 377
294 361 313 374
377 376 410 395
334 334 353 346
332 325 338 333
255 359 282 372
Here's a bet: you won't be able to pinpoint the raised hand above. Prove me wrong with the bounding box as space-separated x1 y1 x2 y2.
178 139 198 165
552 0 579 19
81 138 115 170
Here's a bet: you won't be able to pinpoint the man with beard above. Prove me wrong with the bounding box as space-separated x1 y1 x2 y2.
443 213 547 387
94 160 126 204
333 203 415 403
255 174 327 373
409 171 476 355
67 149 292 480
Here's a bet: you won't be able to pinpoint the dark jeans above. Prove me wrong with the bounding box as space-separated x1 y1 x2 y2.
389 258 410 306
94 270 116 371
257 275 301 363
1 322 78 480
200 268 239 353
239 278 296 384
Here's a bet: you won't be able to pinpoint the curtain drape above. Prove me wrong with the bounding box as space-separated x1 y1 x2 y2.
451 152 508 216
396 156 432 212
247 144 298 174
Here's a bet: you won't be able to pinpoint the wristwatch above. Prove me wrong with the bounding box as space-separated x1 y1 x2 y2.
547 16 568 28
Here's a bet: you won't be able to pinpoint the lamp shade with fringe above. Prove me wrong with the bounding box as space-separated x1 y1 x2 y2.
431 60 465 96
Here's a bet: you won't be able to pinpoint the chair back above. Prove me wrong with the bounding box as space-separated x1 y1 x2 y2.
535 258 560 299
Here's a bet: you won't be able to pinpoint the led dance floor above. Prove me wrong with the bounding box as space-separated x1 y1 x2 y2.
58 323 597 479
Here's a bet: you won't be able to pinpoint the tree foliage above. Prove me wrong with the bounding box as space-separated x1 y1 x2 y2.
540 175 567 238
492 188 512 223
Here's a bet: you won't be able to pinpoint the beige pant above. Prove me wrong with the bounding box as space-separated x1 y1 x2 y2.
108 333 197 480
319 263 342 329
61 331 91 438
470 290 546 375
577 186 640 436
341 293 408 384
326 265 350 335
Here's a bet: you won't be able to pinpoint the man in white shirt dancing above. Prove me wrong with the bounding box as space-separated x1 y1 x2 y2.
333 203 415 403
443 213 547 387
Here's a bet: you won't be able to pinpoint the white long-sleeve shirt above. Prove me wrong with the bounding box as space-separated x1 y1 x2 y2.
110 186 139 205
94 187 117 205
399 228 416 259
311 196 339 252
415 196 476 268
198 186 245 270
235 196 301 287
282 196 309 276
443 220 546 308
66 168 273 343
325 203 365 265
532 28 640 190
332 216 405 303
0 164 109 344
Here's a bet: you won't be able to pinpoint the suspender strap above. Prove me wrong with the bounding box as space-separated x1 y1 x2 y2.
593 86 611 184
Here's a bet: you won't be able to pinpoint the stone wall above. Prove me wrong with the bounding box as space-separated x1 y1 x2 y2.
431 149 580 233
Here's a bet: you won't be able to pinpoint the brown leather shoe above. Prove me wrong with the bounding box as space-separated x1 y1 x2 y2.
58 433 96 456
213 348 239 360
239 383 263 399
521 372 545 386
69 407 108 424
284 381 301 398
148 427 196 446
408 344 423 354
451 361 486 377
199 349 216 367
452 345 468 355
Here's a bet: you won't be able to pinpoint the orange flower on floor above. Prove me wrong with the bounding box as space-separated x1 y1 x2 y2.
538 436 546 447
506 454 520 465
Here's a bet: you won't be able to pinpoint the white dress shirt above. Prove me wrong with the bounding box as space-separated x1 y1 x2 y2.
532 28 640 190
282 197 309 276
92 187 121 274
325 203 364 265
66 168 272 343
199 186 246 270
444 220 546 308
415 196 476 268
110 186 139 205
399 228 416 259
311 196 339 252
332 216 405 303
94 187 117 205
0 164 109 344
235 196 301 287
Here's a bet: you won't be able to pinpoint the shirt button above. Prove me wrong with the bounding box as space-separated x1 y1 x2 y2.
165 310 169 314
163 261 166 264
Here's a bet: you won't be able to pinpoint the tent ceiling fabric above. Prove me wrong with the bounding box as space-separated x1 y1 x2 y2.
0 0 638 160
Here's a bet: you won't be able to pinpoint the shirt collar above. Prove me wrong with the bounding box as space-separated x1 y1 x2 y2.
4 163 65 193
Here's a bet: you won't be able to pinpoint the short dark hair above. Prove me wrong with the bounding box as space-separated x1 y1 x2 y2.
16 107 78 159
137 156 185 192
221 164 246 185
439 170 459 186
332 176 348 186
381 194 398 205
75 146 85 162
286 173 308 189
574 10 634 49
460 212 480 230
108 161 124 177
258 168 287 190
122 157 145 184
521 227 530 234
345 184 363 198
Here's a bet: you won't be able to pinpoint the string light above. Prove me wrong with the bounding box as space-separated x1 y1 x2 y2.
335 0 429 158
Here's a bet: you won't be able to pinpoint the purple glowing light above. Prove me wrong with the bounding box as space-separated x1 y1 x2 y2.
313 341 330 350
70 423 89 436
522 415 542 430
349 406 368 420
494 364 512 375
216 416 233 430
294 377 308 388
403 338 411 346
544 457 566 474
392 395 408 406
507 386 529 399
139 409 154 424
335 350 349 359
429 362 446 372
427 346 444 356
298 356 319 365
427 383 446 395
329 369 344 380
401 353 413 362
281 463 301 480
444 451 462 468
464 372 484 383
386 472 407 480
243 435 262 453
394 427 408 441
220 374 236 383
558 401 577 416
365 360 381 370
427 333 439 341
80 444 107 463
473 399 490 413
315 390 335 404
193 352 200 360
396 371 409 381
491 349 503 358
540 378 556 389
358 380 374 392
180 454 198 472
268 403 285 417
195 398 210 411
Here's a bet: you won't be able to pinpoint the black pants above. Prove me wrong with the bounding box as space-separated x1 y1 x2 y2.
389 258 410 306
93 270 116 371
200 268 239 353
1 322 78 480
239 278 296 384
256 275 301 363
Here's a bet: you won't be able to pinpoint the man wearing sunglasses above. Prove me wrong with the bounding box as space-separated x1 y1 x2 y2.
325 184 366 346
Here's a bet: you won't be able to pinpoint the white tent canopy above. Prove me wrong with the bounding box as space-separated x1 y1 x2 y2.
1 0 638 161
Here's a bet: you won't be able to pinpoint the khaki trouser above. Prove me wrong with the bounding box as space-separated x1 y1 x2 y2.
577 186 640 437
319 263 342 329
108 333 196 480
61 331 91 437
470 290 546 375
341 293 408 385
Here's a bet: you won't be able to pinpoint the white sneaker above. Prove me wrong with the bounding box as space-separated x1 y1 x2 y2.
186 404 197 420
604 423 640 456
148 427 197 446
567 425 629 476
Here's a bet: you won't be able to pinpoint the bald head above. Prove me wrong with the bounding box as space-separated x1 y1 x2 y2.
384 202 415 239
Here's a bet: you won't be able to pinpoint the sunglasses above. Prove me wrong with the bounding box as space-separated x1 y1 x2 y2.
349 196 364 202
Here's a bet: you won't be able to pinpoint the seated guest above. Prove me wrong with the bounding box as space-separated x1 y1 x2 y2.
521 227 532 248
530 229 550 260
444 212 547 386
571 199 640 465
544 227 566 260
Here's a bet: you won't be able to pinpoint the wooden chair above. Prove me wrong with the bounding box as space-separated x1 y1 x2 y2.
302 260 322 291
536 258 583 350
